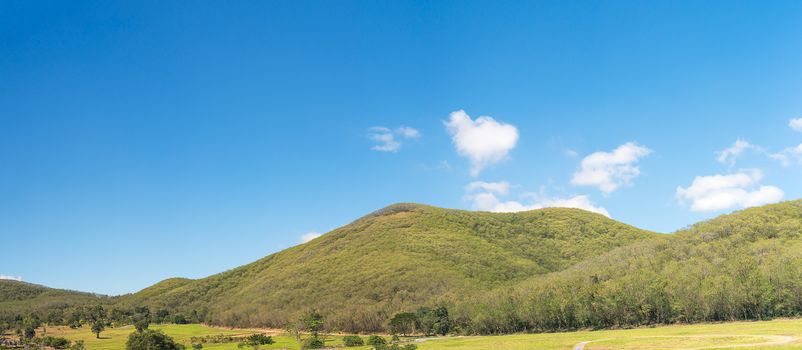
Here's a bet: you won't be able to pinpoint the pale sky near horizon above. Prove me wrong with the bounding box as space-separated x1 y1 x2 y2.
2 1 802 295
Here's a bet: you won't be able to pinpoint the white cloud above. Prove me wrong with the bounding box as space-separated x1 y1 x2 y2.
717 139 758 166
790 118 802 132
300 232 322 243
769 143 802 167
571 142 652 194
445 110 519 176
466 181 511 195
368 126 420 152
676 169 784 212
564 149 578 157
465 184 609 217
0 274 22 281
395 126 421 138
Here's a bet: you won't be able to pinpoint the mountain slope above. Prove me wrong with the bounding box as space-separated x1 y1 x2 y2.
0 280 107 319
465 200 802 333
118 203 657 331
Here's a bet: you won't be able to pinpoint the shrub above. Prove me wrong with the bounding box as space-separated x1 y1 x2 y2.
238 333 274 349
42 336 71 349
302 336 324 349
366 335 386 346
374 344 417 350
342 335 364 347
126 329 185 350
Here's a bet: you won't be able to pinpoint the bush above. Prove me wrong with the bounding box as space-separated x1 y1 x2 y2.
301 336 324 349
366 335 386 346
374 344 417 350
42 336 71 349
342 335 364 347
238 333 274 349
126 329 185 350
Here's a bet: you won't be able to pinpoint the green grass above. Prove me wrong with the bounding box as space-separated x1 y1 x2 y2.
47 324 375 350
415 318 802 350
47 319 802 350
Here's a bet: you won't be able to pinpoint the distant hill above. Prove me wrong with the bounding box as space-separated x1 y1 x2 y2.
466 200 802 333
0 280 107 319
116 203 657 331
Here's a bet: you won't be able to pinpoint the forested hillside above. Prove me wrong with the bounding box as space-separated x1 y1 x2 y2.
462 200 802 334
0 280 108 320
115 203 656 331
4 201 802 335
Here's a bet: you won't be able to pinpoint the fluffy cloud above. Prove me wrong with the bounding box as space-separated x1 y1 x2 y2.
445 110 519 176
0 274 22 281
300 232 322 243
717 139 758 165
790 118 802 132
465 182 609 217
570 142 652 194
368 126 421 152
676 169 784 212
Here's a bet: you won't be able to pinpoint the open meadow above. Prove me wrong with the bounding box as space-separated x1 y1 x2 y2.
41 324 370 350
43 319 802 350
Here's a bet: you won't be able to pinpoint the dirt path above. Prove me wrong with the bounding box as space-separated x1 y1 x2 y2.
572 341 591 350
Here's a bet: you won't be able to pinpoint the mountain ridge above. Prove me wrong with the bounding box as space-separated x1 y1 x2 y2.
4 200 801 334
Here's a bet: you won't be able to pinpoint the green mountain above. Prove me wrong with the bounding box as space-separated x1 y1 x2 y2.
465 199 802 333
116 203 657 331
7 201 800 334
0 280 107 319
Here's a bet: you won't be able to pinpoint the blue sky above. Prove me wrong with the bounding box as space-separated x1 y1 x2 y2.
2 1 802 295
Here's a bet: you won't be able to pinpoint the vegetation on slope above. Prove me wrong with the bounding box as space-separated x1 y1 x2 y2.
117 203 656 331
0 280 108 320
462 200 802 334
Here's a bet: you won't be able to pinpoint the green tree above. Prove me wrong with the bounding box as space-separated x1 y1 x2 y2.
388 313 417 336
126 329 185 350
91 320 105 339
133 307 151 332
88 305 106 323
21 316 39 340
298 310 325 349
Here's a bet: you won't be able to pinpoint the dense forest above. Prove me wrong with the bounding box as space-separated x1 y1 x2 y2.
459 200 802 333
2 200 802 336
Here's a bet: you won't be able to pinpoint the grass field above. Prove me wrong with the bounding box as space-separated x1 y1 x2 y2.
41 324 372 350
417 319 802 350
43 319 802 350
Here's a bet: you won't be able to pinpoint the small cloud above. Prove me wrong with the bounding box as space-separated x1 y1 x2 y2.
395 126 421 139
445 110 519 176
466 181 511 195
564 149 578 157
571 142 652 194
300 232 322 243
368 126 420 152
717 139 759 166
676 169 784 212
0 274 22 281
769 143 802 167
465 182 609 217
790 118 802 132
